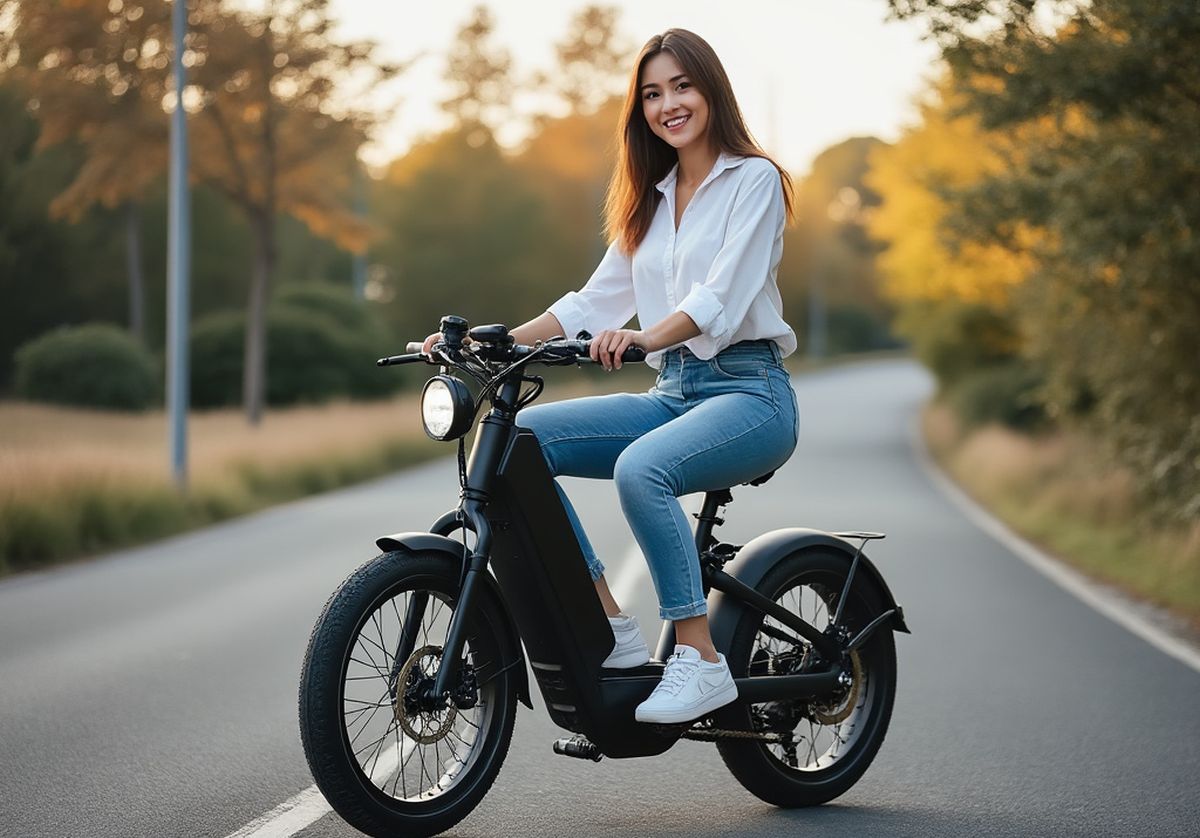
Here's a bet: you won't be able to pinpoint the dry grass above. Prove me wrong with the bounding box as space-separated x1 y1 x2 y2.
924 402 1200 625
0 365 657 575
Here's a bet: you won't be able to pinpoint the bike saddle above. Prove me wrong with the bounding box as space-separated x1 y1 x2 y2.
745 470 775 486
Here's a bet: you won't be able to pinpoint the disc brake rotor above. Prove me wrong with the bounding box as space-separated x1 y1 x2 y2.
394 645 458 744
811 650 863 724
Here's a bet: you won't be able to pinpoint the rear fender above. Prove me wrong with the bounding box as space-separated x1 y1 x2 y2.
375 531 532 709
657 527 910 661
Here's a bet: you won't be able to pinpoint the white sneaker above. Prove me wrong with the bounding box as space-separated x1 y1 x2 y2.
634 644 738 723
601 614 651 668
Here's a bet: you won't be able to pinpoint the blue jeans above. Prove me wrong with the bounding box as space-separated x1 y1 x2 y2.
518 340 799 620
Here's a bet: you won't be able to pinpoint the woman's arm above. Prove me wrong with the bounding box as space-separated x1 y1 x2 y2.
590 310 701 371
509 311 567 346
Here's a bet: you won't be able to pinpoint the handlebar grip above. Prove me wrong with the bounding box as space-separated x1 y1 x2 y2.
405 342 424 354
622 346 646 363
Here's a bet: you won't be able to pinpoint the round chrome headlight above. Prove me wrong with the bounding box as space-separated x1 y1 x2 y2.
420 375 474 441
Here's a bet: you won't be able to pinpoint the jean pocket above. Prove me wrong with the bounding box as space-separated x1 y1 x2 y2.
709 352 769 380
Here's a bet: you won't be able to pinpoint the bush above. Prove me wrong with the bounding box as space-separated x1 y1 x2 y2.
190 307 360 407
950 362 1046 431
826 306 901 354
274 283 396 399
898 300 1020 389
14 323 159 410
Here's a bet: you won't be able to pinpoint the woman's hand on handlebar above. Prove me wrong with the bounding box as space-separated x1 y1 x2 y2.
420 332 441 356
590 328 647 371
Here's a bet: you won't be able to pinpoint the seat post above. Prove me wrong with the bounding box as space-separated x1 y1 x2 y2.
693 488 734 552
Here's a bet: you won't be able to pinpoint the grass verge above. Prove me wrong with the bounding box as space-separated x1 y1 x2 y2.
0 363 659 577
923 402 1200 627
0 349 884 578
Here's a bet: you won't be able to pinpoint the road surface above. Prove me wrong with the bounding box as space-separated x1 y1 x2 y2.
1 359 1197 837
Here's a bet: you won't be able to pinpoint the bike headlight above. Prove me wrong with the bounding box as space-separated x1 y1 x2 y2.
420 375 474 441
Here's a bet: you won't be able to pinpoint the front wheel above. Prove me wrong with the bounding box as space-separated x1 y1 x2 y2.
717 548 897 807
299 551 518 838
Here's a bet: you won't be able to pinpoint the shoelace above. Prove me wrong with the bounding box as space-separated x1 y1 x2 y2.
651 654 700 697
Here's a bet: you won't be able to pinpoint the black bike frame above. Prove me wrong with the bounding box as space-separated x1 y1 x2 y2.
401 369 857 759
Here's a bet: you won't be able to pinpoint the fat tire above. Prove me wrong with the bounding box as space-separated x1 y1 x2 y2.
717 548 897 807
299 550 518 838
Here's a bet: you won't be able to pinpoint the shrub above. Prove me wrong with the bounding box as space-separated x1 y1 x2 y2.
897 300 1020 389
827 305 901 354
275 283 397 399
190 307 360 408
13 323 159 410
950 361 1047 431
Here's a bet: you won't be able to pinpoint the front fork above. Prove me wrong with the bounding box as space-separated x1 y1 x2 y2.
391 392 517 708
387 498 492 708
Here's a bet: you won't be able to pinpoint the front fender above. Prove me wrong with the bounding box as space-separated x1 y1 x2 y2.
657 527 910 661
375 531 532 709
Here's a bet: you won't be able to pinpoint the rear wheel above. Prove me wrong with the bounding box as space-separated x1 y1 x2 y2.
299 551 518 838
717 548 897 807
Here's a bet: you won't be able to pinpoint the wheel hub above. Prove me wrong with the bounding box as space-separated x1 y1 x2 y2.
394 645 458 744
810 650 863 724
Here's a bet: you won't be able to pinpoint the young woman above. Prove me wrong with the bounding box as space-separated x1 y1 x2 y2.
423 29 798 724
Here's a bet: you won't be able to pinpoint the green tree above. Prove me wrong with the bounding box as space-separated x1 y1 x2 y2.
0 0 173 342
890 0 1200 518
781 137 896 355
185 0 398 424
371 129 557 339
441 5 512 142
537 4 633 116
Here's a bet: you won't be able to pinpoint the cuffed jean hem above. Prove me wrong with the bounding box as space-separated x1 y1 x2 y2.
585 558 605 581
660 600 708 621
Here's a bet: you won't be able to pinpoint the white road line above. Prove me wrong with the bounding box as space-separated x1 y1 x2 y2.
910 417 1200 675
225 736 418 838
224 786 330 838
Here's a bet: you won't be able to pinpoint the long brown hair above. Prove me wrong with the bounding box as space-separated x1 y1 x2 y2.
603 29 795 254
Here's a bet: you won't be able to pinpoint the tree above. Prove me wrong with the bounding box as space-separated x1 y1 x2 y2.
440 5 512 142
537 4 633 116
0 0 173 342
185 0 398 425
372 129 557 340
889 0 1200 519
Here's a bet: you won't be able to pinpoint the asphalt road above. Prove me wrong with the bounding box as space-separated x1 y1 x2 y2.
1 359 1197 838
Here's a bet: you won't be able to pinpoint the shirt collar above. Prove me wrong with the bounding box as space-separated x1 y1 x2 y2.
655 151 748 194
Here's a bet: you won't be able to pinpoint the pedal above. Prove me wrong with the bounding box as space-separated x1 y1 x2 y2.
552 736 603 762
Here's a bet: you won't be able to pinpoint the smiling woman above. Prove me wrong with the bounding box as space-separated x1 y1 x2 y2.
496 28 802 726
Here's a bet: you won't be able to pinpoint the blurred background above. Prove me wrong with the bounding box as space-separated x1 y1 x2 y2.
0 0 1196 630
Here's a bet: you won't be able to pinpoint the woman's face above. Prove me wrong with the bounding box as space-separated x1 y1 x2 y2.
639 51 710 154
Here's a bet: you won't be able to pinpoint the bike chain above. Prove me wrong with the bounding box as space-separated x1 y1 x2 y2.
680 726 784 743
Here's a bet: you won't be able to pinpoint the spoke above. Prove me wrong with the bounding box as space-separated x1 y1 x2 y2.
366 719 399 783
359 627 393 667
372 610 394 670
389 726 406 799
347 686 392 744
349 655 389 676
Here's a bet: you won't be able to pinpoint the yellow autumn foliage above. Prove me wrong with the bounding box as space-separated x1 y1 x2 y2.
866 79 1034 305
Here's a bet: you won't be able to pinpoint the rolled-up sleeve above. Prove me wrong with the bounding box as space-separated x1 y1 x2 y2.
546 240 637 338
674 164 784 347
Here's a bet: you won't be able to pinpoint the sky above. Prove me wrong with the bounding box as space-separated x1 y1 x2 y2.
327 0 942 177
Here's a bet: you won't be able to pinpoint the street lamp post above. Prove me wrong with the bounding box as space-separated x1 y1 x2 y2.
166 0 191 488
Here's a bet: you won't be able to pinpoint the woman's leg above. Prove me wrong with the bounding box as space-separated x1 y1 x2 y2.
518 390 680 610
613 379 797 658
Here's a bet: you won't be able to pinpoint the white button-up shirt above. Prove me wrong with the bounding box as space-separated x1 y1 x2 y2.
547 151 797 369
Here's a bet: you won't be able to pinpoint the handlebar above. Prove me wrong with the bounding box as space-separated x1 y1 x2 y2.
377 338 646 368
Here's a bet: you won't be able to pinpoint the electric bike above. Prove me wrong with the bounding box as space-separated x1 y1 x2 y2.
298 315 910 837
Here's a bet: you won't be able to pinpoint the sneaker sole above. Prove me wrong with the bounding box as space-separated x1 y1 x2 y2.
634 680 739 724
601 648 652 668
